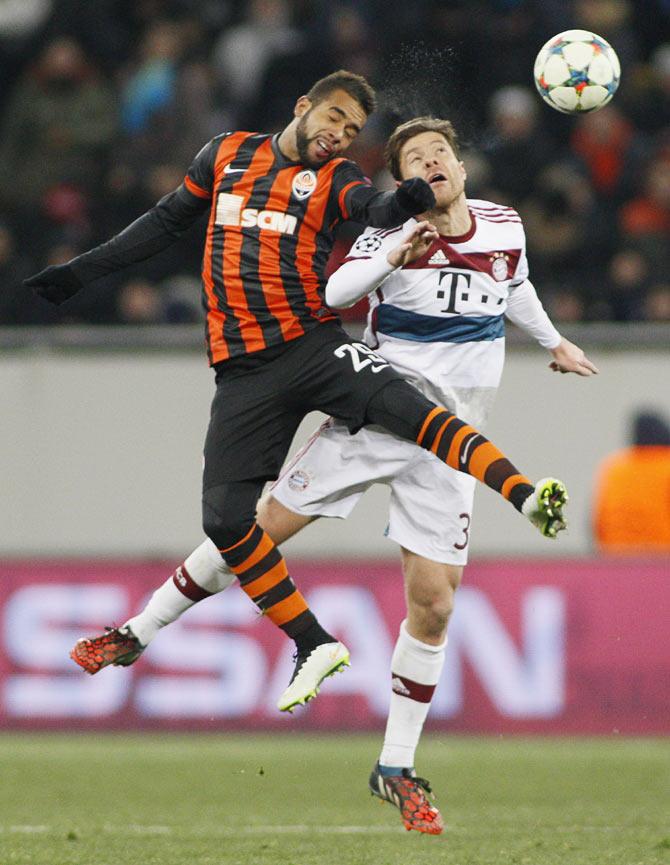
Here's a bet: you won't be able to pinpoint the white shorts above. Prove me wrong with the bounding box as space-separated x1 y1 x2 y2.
271 418 477 565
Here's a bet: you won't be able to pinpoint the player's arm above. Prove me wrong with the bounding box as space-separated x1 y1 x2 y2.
24 139 219 305
326 221 438 308
333 161 436 229
506 279 599 376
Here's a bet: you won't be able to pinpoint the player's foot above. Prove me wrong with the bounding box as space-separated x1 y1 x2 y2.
522 477 568 538
70 626 144 674
368 762 444 835
277 641 349 712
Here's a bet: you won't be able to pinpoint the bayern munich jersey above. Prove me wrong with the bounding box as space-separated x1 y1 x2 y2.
343 200 528 428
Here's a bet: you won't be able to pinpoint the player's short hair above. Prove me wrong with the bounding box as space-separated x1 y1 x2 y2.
385 117 460 180
306 70 376 116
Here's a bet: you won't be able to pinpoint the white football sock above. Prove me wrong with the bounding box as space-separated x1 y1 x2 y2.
379 620 446 770
123 539 236 645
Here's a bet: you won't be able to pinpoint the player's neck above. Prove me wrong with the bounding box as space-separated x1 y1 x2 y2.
426 196 471 238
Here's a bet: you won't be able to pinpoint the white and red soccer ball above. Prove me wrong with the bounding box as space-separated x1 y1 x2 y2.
533 29 621 114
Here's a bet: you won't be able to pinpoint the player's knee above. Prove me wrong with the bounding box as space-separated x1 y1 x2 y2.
202 483 255 551
407 564 463 639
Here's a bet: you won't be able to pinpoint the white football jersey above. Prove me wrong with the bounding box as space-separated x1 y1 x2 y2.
345 199 528 428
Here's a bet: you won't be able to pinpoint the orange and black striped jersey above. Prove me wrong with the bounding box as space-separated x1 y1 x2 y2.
71 130 414 365
185 131 388 363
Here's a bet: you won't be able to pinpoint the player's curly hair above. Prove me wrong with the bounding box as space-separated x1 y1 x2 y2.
385 117 460 180
306 70 376 116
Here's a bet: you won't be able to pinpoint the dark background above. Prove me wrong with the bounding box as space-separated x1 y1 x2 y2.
0 0 668 326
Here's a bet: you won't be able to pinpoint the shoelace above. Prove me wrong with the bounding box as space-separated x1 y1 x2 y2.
288 649 310 684
400 769 433 795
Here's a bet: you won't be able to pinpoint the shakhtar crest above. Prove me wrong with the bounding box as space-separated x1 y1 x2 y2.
292 169 317 200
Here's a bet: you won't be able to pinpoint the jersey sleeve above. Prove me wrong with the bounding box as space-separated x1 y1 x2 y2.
69 140 219 284
509 223 530 287
505 279 561 349
183 136 224 200
325 225 403 308
331 160 414 228
330 160 372 220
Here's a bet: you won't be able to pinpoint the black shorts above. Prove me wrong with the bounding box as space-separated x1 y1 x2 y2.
203 322 404 488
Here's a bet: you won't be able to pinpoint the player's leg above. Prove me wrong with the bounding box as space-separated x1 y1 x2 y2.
370 550 459 835
369 455 471 835
72 357 344 697
365 378 567 536
130 496 314 646
201 365 350 710
69 539 236 674
70 499 315 675
309 332 566 536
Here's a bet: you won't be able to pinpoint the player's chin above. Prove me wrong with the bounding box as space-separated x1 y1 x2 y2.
306 145 336 168
431 184 452 206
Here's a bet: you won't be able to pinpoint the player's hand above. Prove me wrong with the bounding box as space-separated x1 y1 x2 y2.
24 263 83 305
395 177 436 215
549 337 599 376
387 221 439 268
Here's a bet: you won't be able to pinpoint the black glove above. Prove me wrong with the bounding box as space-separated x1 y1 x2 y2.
395 177 436 215
24 263 84 305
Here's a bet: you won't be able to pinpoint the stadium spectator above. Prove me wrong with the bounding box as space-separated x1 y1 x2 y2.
0 37 116 214
623 42 670 135
547 288 587 324
618 149 670 282
621 151 670 239
0 0 668 325
520 162 596 287
0 0 51 111
570 105 644 204
604 248 651 321
593 409 670 553
483 86 555 205
643 283 670 321
120 21 184 137
211 0 299 122
116 279 163 324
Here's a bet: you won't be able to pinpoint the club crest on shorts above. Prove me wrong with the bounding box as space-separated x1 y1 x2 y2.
292 169 317 200
288 469 311 492
490 252 510 281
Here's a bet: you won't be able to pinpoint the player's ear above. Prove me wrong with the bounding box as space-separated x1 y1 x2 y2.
459 161 467 181
294 96 311 118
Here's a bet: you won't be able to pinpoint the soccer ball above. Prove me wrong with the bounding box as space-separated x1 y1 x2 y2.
533 29 621 114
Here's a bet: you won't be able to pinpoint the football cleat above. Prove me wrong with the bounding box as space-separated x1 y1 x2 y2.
522 477 568 538
277 641 349 712
369 762 444 835
70 626 144 675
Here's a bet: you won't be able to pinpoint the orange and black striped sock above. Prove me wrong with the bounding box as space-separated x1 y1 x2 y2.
417 407 534 511
220 523 315 638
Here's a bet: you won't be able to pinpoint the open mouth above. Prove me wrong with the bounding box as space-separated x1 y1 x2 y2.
315 138 333 159
428 172 447 184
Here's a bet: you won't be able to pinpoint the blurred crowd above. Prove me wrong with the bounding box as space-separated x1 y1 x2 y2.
0 0 668 326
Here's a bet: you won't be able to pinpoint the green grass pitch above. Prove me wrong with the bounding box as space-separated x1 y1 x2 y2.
1 733 668 865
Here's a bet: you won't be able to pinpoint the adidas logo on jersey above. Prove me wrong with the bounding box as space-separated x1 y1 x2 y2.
428 249 449 266
391 676 411 697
